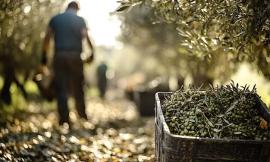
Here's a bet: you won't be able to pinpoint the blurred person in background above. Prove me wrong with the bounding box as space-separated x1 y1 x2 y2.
41 1 95 126
97 62 108 99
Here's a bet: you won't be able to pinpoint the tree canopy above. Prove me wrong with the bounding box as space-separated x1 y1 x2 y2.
0 0 64 104
117 0 270 79
118 1 238 85
0 0 63 72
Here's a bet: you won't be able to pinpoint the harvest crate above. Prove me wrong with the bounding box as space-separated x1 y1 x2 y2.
134 90 156 116
155 92 270 162
134 85 170 116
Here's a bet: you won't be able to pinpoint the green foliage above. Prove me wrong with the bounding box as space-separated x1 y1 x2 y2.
0 0 64 73
117 0 270 79
118 2 237 84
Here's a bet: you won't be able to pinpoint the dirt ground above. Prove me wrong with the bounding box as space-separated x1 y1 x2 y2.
0 93 155 161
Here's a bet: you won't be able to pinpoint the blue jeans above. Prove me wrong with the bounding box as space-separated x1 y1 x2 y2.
53 52 87 124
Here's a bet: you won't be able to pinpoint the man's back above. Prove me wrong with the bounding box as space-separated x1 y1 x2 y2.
49 10 86 53
41 1 95 126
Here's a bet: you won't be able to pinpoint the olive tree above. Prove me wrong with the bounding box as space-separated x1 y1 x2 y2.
0 0 64 104
117 0 270 79
117 2 237 87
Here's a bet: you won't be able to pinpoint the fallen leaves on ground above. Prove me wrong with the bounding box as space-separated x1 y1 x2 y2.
0 98 155 161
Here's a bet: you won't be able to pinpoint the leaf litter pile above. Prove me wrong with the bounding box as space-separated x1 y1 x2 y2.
0 98 155 161
162 83 270 140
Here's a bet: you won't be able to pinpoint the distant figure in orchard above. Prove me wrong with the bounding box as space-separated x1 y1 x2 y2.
97 62 108 99
41 1 95 126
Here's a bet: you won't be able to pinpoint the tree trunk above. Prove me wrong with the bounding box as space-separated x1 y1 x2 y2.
1 63 14 105
0 55 28 105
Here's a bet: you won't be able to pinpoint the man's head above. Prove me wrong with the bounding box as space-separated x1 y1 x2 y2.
67 1 80 11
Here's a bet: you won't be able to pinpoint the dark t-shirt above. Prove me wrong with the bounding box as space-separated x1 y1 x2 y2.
49 10 86 53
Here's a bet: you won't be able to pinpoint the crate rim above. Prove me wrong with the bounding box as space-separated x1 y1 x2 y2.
155 92 270 143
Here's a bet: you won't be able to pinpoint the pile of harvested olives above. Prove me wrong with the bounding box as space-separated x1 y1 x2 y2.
162 82 270 140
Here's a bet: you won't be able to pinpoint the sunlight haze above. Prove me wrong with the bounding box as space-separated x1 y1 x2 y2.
78 0 121 47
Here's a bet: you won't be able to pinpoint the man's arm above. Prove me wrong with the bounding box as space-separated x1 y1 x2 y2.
41 27 53 65
82 28 95 62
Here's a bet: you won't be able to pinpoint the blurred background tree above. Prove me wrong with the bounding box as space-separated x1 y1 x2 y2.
0 0 63 104
117 3 237 88
117 0 270 81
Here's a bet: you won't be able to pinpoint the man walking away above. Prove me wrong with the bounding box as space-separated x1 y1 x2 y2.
41 1 95 126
